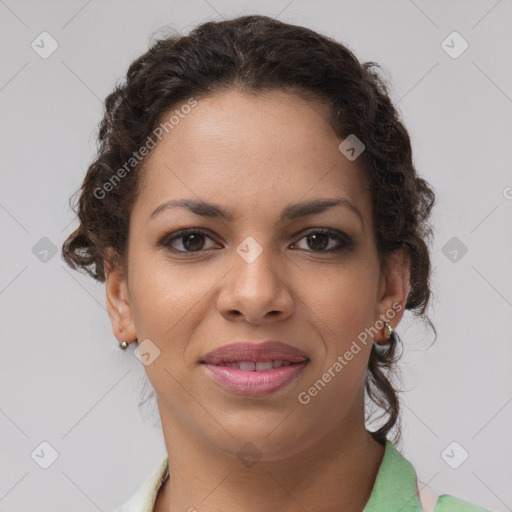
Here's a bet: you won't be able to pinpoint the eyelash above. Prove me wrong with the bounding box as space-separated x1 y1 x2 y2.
158 227 354 255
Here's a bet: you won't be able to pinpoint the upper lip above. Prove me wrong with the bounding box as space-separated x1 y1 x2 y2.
201 341 309 365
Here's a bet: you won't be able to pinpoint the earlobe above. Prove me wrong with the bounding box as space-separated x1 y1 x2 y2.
374 247 411 343
104 251 137 345
373 322 395 346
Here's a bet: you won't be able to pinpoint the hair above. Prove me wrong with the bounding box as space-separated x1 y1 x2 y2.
62 14 436 446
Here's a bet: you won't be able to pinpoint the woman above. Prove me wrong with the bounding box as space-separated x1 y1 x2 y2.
62 14 491 512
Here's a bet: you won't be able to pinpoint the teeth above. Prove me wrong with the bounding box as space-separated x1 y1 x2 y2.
255 361 274 371
225 360 297 371
273 360 292 368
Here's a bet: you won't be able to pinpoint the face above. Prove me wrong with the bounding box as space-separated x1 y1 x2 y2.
106 89 409 460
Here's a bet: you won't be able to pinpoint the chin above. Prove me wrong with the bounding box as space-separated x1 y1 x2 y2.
207 413 321 462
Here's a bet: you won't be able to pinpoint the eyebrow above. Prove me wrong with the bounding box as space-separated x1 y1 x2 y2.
148 197 365 226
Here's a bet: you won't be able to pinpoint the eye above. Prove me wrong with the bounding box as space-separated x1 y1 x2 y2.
159 227 354 255
159 228 220 253
291 228 354 252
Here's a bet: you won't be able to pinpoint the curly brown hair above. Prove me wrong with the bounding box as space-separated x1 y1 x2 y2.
62 14 436 446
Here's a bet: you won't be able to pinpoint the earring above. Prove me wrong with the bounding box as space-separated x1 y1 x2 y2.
384 322 395 342
119 338 138 350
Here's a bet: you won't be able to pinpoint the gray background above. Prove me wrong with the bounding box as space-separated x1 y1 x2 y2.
1 1 511 511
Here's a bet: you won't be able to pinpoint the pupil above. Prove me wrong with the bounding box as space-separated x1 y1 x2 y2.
308 233 328 251
184 234 204 251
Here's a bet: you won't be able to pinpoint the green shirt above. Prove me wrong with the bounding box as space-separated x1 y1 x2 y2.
113 440 492 511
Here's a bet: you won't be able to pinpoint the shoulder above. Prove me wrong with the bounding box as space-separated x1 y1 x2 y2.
363 439 493 512
434 493 494 512
417 478 492 512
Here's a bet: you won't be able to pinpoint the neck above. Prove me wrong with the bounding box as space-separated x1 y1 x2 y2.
154 414 385 512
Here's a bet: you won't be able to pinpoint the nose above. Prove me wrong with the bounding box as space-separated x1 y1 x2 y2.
217 245 294 325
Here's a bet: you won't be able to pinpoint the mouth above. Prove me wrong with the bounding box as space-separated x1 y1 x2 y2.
215 360 298 371
200 341 309 397
201 340 309 365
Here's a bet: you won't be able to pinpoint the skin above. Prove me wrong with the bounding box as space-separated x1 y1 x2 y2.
105 89 410 512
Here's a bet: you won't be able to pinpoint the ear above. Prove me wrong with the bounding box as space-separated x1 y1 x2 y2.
374 246 411 344
104 248 137 345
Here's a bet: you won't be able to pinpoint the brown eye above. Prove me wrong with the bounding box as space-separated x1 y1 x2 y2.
179 233 206 251
159 229 220 253
291 228 354 253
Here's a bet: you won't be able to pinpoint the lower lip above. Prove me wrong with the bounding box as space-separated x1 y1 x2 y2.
202 362 308 397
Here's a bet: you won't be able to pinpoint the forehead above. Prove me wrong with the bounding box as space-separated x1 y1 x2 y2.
133 89 370 224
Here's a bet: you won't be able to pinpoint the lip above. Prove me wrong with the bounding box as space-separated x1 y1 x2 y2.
202 340 309 365
201 341 309 397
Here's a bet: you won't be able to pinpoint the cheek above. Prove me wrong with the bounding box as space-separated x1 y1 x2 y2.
297 261 377 407
128 251 207 332
303 265 379 347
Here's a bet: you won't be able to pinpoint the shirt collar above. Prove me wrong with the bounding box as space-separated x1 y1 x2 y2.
114 456 169 512
363 439 423 512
